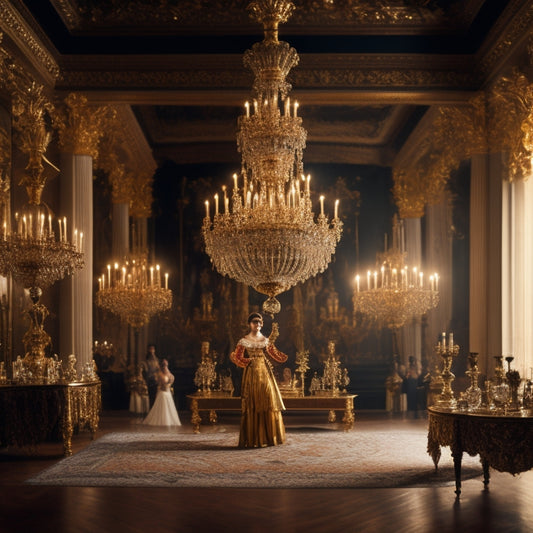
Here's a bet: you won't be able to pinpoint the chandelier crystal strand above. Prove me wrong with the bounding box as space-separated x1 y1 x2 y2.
353 216 439 330
202 0 342 317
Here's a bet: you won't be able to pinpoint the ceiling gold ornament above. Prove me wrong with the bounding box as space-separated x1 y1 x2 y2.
202 0 342 317
0 0 59 82
50 0 475 31
52 93 112 158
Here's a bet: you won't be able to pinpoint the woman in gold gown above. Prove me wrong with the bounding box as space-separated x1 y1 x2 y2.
230 312 288 448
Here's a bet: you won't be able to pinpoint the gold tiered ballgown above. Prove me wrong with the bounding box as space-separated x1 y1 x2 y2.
230 337 287 448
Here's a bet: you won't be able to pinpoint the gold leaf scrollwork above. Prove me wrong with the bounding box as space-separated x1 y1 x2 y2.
129 171 154 219
52 93 112 158
489 68 533 181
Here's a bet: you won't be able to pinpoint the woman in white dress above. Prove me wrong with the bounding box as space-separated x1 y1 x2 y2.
142 359 181 426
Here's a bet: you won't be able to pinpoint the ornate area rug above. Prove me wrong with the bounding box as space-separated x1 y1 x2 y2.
27 426 482 488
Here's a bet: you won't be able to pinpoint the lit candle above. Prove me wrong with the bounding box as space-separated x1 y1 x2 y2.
58 218 62 242
245 101 250 118
156 264 161 287
29 214 32 238
225 196 229 213
63 217 67 242
98 277 102 291
253 99 258 114
107 264 111 287
233 173 238 191
246 190 251 208
165 273 169 290
74 229 78 249
2 222 5 240
23 215 27 239
296 178 301 200
367 270 371 290
319 195 325 216
291 186 296 208
381 266 384 287
449 333 454 350
214 194 219 215
122 266 126 285
294 101 299 117
419 272 423 287
413 267 418 286
79 232 83 251
442 332 446 350
355 275 360 292
48 214 52 236
205 200 209 219
285 97 290 116
306 174 310 194
435 273 439 291
150 266 154 286
40 214 44 238
334 199 339 219
373 271 378 289
429 275 434 291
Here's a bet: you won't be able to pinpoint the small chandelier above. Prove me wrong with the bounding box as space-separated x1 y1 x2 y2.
202 0 342 317
96 253 172 330
353 216 439 330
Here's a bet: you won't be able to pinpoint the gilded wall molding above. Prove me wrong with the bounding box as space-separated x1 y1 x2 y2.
488 68 533 180
58 66 477 92
0 0 59 84
96 104 155 207
53 93 111 157
393 94 487 217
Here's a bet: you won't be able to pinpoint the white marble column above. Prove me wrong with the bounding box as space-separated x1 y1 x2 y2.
399 217 422 365
59 153 93 371
470 153 503 375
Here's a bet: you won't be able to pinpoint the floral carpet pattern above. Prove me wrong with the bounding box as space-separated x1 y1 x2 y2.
27 426 482 488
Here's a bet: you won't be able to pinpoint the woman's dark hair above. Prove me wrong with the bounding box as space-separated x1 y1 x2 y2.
247 312 263 324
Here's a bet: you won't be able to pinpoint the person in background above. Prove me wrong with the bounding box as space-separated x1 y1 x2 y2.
144 344 160 408
142 359 181 426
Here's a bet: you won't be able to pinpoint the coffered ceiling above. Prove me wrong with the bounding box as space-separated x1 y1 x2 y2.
7 0 533 168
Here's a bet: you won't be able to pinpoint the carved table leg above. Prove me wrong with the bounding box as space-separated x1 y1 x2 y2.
481 457 490 488
62 391 74 457
451 447 463 496
328 410 336 423
342 399 355 430
190 399 201 433
209 409 218 424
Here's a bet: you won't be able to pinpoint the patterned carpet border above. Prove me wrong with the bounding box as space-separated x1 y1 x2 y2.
26 427 482 489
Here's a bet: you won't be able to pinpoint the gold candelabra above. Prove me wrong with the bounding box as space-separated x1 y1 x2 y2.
202 0 342 317
353 216 439 329
435 332 459 409
0 81 84 383
95 254 172 329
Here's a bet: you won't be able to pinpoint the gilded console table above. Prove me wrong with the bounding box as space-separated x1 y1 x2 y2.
427 406 533 495
0 380 101 456
187 393 356 433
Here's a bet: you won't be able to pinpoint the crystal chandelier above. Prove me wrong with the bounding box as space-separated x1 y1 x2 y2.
0 82 84 382
353 216 439 330
96 252 172 330
202 0 342 317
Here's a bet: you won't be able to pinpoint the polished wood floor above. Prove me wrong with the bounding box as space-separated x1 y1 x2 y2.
1 409 532 533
